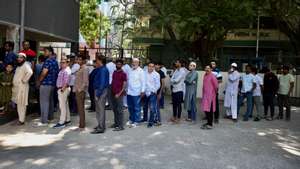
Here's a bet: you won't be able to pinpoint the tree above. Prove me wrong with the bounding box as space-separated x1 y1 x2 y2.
111 0 136 49
148 0 256 66
266 0 300 55
80 0 110 46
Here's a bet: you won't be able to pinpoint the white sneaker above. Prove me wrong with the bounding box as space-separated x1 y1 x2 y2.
129 123 137 128
33 122 48 127
126 121 132 126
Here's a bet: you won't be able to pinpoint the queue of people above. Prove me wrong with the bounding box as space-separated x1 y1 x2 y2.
0 41 296 133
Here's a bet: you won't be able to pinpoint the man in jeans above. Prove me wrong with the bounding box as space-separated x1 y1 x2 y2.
127 58 145 128
277 65 294 121
238 65 256 121
74 55 89 131
91 55 109 134
110 59 127 131
35 47 59 127
142 62 160 128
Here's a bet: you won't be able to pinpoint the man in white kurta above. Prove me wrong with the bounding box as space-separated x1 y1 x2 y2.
12 53 33 124
224 63 240 121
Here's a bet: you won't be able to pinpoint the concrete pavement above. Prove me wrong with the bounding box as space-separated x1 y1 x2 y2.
0 99 299 169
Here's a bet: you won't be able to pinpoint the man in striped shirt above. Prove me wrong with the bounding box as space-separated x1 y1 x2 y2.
53 58 71 128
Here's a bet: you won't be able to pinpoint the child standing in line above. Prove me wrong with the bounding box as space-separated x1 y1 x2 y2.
0 64 14 115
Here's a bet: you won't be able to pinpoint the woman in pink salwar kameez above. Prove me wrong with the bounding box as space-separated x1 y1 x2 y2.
201 65 218 129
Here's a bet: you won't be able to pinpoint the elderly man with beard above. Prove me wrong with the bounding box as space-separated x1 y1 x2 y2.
12 53 33 125
126 58 145 128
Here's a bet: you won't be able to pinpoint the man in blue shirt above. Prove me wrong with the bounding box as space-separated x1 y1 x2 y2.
91 55 109 134
1 42 17 69
35 46 59 126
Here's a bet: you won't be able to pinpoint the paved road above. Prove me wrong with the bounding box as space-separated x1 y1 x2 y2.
0 99 299 169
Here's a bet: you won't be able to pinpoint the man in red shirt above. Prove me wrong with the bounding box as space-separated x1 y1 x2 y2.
20 41 36 63
111 59 127 131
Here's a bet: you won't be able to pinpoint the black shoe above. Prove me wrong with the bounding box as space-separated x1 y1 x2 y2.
64 121 71 126
91 129 105 134
109 124 117 128
224 115 232 119
94 126 99 130
147 124 153 128
254 117 260 122
214 119 219 124
201 124 212 130
113 127 124 131
276 116 283 120
154 122 162 126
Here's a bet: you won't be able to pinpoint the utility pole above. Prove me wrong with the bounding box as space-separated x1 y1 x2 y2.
99 12 102 53
20 0 25 51
105 31 108 57
255 14 260 58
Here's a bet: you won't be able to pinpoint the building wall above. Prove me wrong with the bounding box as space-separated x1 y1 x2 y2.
0 0 20 25
163 71 300 102
25 0 79 42
0 0 79 42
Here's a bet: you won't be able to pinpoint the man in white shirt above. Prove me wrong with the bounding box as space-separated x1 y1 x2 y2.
170 59 186 123
142 61 160 128
238 65 256 121
251 67 263 121
127 58 145 128
106 58 116 109
68 55 80 115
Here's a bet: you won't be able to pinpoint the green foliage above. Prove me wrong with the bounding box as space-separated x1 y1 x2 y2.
110 0 136 48
265 0 300 55
80 0 111 46
148 0 256 63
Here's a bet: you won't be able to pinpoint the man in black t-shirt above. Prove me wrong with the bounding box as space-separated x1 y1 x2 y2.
155 62 166 125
